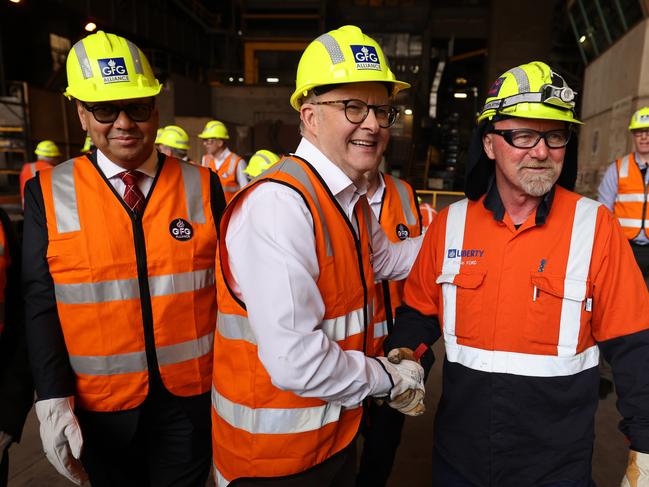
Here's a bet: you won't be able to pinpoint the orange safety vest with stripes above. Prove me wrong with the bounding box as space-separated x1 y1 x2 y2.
20 160 53 205
419 202 437 232
212 155 375 485
39 155 217 412
368 174 421 357
202 151 243 203
408 188 608 376
0 224 8 338
613 153 648 240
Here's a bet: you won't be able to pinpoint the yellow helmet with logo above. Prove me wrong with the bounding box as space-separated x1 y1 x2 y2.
198 120 229 140
158 125 189 151
290 25 410 111
64 31 162 102
477 61 581 125
244 150 280 177
81 135 95 153
629 107 649 131
35 140 61 158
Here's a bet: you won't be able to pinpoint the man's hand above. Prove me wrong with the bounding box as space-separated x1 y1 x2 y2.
35 397 88 485
621 450 649 487
374 347 426 416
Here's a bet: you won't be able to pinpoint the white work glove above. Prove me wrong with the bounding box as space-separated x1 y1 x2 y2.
35 397 88 485
0 431 12 458
621 450 649 487
374 349 425 416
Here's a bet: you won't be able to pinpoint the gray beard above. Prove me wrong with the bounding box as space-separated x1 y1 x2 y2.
519 172 556 197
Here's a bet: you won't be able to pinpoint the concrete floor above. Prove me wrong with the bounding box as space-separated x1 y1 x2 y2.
8 342 627 486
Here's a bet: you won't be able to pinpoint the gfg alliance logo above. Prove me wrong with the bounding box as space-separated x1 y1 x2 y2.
98 58 129 84
169 218 193 241
350 45 381 71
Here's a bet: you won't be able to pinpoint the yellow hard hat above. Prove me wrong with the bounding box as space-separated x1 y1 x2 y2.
64 31 162 102
158 125 189 151
290 25 410 111
477 61 581 125
244 149 280 177
629 107 649 131
155 128 164 144
81 135 94 153
198 120 229 140
35 140 61 158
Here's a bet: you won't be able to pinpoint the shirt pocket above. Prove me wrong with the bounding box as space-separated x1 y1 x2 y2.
436 271 486 339
526 273 592 350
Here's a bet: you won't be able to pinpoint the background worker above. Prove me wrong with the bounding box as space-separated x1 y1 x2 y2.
598 107 649 284
154 127 164 151
81 135 95 155
418 198 436 232
385 61 649 487
197 119 248 201
0 207 32 487
357 167 421 486
157 124 196 164
212 25 426 486
243 149 280 178
23 31 225 487
19 140 61 205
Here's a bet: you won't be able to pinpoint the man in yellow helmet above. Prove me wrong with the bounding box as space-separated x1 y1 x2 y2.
19 140 62 206
80 135 95 155
22 31 225 486
211 25 425 485
157 125 196 165
598 107 649 285
384 61 649 486
198 120 248 202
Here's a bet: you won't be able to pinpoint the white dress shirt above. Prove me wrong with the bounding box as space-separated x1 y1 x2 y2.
96 148 158 198
208 147 249 189
225 137 423 407
367 172 386 220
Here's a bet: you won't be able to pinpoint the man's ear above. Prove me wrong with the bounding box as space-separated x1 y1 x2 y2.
483 133 496 160
300 104 317 134
76 101 88 131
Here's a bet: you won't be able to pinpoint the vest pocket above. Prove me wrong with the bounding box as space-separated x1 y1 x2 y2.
526 273 591 350
436 271 486 339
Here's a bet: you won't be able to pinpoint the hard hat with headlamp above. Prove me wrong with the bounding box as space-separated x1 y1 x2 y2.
629 107 649 131
64 30 162 102
290 25 410 111
477 61 581 125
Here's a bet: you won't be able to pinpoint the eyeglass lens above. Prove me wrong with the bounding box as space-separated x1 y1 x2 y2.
84 102 153 123
343 100 397 128
498 129 571 149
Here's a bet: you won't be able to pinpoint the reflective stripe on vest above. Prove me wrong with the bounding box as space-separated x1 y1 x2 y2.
614 154 648 237
438 197 601 377
386 175 417 226
69 332 214 376
51 161 81 233
213 464 229 487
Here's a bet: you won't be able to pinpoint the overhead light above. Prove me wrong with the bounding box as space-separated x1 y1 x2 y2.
455 77 467 85
404 108 413 116
228 77 234 82
238 77 244 82
453 92 468 99
9 0 22 3
84 22 97 32
579 35 586 43
266 77 279 83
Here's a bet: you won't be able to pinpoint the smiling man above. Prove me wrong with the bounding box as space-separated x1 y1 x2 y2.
22 31 225 486
385 61 649 486
210 25 425 486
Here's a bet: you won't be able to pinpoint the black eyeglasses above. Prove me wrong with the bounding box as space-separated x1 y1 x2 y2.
81 101 154 123
489 128 571 149
633 129 649 137
311 99 399 128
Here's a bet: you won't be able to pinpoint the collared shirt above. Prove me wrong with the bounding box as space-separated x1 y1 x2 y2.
367 172 386 220
208 147 249 189
225 137 423 407
598 152 649 244
483 175 555 226
96 149 158 198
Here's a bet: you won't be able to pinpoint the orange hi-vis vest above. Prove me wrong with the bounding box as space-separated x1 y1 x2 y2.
419 202 436 231
0 224 8 337
212 156 375 485
414 188 606 376
368 174 421 357
613 153 648 240
20 160 53 204
40 156 217 412
203 151 243 203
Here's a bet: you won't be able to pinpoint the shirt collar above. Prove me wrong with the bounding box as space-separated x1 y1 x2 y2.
96 148 158 180
294 137 363 200
482 176 556 226
634 152 649 168
215 147 231 165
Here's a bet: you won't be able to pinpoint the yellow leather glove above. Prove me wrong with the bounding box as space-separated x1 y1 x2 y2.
621 450 649 487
